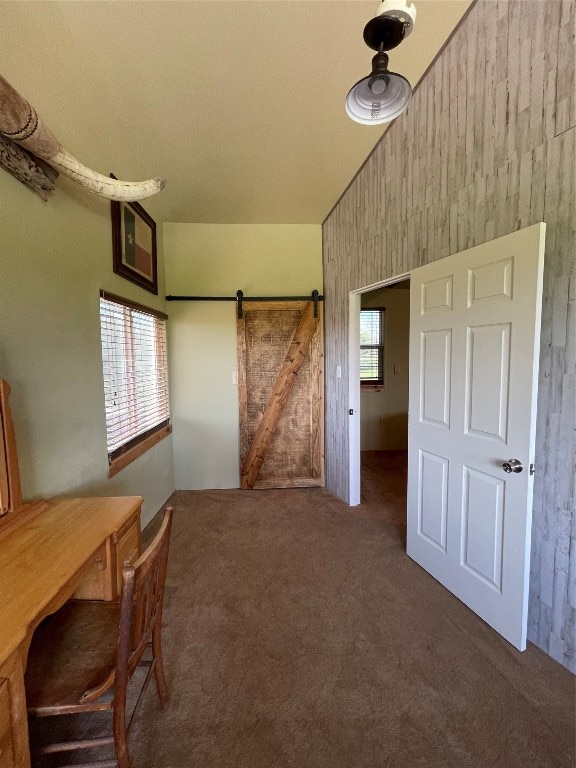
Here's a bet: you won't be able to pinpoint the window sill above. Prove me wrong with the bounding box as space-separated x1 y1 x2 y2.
108 424 172 478
361 383 384 391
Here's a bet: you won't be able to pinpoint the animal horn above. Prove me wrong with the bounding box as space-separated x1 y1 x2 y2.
0 75 165 201
46 149 165 201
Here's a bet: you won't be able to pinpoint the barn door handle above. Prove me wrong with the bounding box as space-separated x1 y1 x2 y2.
502 459 523 473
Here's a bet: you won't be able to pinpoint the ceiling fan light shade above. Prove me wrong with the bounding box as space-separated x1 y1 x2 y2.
345 71 412 125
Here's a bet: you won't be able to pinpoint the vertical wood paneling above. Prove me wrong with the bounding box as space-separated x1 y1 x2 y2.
322 0 576 672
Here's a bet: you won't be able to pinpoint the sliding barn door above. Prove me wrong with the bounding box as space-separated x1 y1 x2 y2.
237 301 324 489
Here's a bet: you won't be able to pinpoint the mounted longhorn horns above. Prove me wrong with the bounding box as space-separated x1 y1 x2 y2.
0 74 165 201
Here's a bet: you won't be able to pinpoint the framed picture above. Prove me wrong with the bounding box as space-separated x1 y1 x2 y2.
111 182 158 294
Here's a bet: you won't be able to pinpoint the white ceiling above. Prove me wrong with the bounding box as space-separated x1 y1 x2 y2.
1 1 472 224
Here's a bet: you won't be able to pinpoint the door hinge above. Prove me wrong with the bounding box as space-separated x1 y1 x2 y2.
349 408 354 415
530 463 535 476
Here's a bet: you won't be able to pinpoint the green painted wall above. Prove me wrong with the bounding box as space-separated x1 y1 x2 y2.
0 173 174 527
164 223 322 489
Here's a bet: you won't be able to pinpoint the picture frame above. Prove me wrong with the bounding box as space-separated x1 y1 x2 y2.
110 178 158 295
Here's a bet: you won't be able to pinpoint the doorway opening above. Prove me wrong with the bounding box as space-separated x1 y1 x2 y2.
348 274 410 514
347 226 545 650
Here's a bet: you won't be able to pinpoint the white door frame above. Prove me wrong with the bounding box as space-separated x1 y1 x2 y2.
348 272 411 506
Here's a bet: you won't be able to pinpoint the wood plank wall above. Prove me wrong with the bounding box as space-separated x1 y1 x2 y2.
322 0 575 672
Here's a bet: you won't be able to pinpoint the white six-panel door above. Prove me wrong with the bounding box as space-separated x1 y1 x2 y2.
407 224 546 650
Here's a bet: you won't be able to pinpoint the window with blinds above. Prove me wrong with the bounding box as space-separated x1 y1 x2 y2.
99 292 170 466
360 308 385 385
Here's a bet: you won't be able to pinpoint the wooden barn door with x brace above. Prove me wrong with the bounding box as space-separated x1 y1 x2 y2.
237 300 324 489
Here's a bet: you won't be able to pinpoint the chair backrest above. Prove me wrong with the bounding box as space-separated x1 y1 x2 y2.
116 506 173 683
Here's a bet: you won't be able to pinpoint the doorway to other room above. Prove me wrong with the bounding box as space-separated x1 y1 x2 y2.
351 278 410 527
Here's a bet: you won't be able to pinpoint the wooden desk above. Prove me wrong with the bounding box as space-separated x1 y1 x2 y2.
0 496 142 768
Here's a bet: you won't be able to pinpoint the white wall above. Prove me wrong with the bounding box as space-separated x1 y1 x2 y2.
360 285 410 451
164 224 322 489
0 173 174 527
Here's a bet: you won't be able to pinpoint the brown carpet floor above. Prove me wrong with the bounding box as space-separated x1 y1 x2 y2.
360 450 408 526
127 464 575 768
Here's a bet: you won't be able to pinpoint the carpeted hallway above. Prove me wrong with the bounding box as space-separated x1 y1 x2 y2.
128 464 575 768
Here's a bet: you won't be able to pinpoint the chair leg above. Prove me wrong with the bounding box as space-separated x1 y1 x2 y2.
152 623 169 706
113 692 132 768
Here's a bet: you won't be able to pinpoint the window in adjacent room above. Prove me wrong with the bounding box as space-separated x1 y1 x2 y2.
99 291 171 476
360 308 385 387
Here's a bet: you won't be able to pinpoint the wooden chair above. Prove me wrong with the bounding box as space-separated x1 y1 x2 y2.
25 506 174 768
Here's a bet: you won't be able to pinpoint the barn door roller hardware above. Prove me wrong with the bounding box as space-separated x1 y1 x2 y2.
166 290 323 319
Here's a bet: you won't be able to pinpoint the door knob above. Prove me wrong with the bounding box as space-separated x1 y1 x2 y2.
502 459 523 473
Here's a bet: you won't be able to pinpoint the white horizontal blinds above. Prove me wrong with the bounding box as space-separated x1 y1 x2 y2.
100 296 169 457
360 309 384 382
